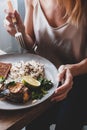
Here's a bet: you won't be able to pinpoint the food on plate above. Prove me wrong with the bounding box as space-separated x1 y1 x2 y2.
0 62 12 78
6 82 30 103
22 75 41 87
31 77 53 100
0 62 12 92
4 60 44 84
0 76 5 91
0 60 53 103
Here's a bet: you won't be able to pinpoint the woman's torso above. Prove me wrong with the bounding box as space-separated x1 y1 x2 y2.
32 0 87 67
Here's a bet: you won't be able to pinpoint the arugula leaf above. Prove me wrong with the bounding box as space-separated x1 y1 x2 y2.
31 91 43 99
31 77 53 100
38 77 53 91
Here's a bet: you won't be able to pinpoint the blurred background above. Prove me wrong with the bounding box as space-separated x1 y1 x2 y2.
0 0 25 53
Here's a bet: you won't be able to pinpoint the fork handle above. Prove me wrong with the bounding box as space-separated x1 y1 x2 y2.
7 0 13 12
7 0 17 24
12 17 18 33
12 17 17 25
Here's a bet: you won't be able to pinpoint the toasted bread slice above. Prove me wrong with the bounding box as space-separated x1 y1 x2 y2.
0 62 12 78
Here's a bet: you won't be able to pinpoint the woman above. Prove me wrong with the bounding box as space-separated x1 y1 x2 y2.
4 0 87 130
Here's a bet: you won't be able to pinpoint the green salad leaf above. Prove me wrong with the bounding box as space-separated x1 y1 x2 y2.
31 77 53 100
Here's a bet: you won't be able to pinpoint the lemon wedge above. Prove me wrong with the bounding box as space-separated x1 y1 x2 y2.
22 75 41 87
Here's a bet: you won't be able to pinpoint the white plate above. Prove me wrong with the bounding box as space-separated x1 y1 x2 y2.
0 53 58 110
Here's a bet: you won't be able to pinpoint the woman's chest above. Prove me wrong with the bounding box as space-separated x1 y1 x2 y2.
33 0 85 63
34 21 83 63
39 0 66 28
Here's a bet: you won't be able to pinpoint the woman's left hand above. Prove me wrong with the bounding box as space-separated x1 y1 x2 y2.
51 68 73 102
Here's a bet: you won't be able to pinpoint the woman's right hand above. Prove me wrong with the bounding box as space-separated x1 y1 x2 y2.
51 67 73 102
4 9 25 36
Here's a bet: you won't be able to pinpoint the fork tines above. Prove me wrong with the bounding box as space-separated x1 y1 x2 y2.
13 19 25 49
15 32 25 48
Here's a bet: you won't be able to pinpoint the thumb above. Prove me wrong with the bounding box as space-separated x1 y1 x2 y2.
14 10 23 25
57 69 66 82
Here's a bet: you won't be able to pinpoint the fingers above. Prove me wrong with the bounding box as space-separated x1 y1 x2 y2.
65 69 73 84
57 69 73 95
4 10 13 25
57 69 66 82
4 9 15 20
4 9 18 24
57 65 66 81
4 9 22 36
51 69 73 102
58 65 65 73
14 10 22 24
4 9 15 35
5 26 16 35
51 92 67 102
13 10 25 33
4 18 16 36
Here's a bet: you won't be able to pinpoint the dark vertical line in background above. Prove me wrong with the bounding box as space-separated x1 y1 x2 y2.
17 0 25 22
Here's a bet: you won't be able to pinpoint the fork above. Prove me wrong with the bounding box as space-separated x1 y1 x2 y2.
7 0 25 52
12 17 26 49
